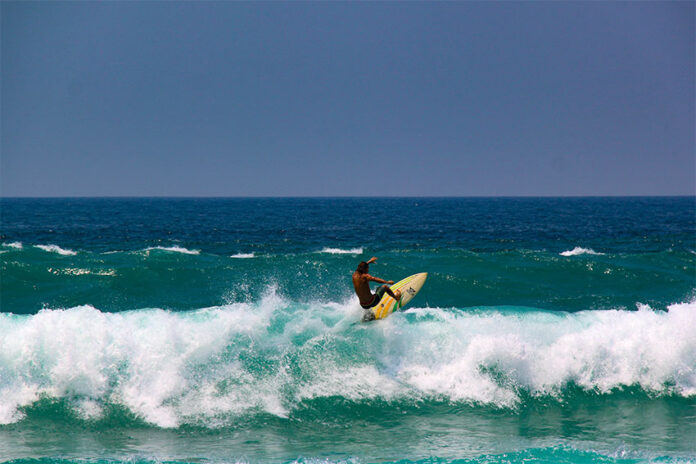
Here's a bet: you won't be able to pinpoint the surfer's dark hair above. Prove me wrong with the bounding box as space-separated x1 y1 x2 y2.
357 261 369 274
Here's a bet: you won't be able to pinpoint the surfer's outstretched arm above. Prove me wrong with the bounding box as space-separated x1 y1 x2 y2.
366 275 401 301
365 274 391 285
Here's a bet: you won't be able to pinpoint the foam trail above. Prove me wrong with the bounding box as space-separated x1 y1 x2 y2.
231 253 255 258
2 242 23 249
34 244 77 256
318 247 363 254
560 247 604 256
48 267 91 276
144 246 200 255
46 268 116 276
0 297 694 428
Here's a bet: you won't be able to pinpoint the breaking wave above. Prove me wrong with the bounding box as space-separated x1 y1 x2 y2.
0 292 694 428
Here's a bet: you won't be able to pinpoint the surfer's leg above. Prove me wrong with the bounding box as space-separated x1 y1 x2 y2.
380 285 402 301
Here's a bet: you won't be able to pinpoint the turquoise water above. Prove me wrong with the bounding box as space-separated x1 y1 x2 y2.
1 197 694 463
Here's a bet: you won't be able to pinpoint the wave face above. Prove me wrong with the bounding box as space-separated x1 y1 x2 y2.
1 297 694 428
1 197 694 315
1 244 693 315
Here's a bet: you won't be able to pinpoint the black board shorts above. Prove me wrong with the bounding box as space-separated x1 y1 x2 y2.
361 285 388 310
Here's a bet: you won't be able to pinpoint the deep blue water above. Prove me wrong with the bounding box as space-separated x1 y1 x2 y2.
1 197 695 464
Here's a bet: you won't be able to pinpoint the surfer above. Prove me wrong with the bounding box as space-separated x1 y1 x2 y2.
352 257 402 319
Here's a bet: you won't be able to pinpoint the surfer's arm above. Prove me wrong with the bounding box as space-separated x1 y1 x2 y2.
365 274 393 285
367 257 377 264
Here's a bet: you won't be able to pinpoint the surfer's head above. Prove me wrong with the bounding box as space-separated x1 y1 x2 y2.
357 261 369 274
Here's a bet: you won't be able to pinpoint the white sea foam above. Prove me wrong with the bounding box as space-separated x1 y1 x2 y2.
0 295 694 427
2 242 23 249
47 268 116 276
144 246 200 255
231 253 255 258
48 267 90 276
34 244 78 256
95 269 117 276
560 247 604 257
318 247 364 255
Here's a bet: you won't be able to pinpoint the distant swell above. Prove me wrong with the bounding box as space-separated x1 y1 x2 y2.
560 247 604 256
34 244 77 256
318 247 363 254
144 246 200 255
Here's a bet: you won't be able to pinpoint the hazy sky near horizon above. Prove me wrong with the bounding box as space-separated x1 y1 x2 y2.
2 1 694 197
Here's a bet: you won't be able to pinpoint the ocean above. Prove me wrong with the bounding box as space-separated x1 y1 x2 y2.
0 197 694 464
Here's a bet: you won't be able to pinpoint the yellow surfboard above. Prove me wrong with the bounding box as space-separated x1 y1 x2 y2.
370 272 428 320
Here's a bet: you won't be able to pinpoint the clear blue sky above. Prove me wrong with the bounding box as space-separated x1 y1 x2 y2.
2 1 694 197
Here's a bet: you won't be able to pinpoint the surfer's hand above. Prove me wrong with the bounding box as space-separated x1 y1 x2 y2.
369 256 377 263
387 280 394 285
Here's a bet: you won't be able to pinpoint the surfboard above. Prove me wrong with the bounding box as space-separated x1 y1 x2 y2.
370 272 428 320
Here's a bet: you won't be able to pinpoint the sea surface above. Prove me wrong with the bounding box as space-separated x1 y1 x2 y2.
0 197 694 464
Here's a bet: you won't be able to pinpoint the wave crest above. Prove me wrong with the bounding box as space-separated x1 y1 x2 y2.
34 244 77 256
231 253 255 258
144 246 200 255
560 247 604 256
318 248 363 254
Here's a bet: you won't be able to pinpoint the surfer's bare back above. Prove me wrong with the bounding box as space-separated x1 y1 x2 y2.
352 256 402 310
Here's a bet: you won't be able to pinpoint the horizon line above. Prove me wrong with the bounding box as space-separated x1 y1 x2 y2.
1 194 694 200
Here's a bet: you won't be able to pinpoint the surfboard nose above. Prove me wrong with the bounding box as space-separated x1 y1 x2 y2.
410 272 428 289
